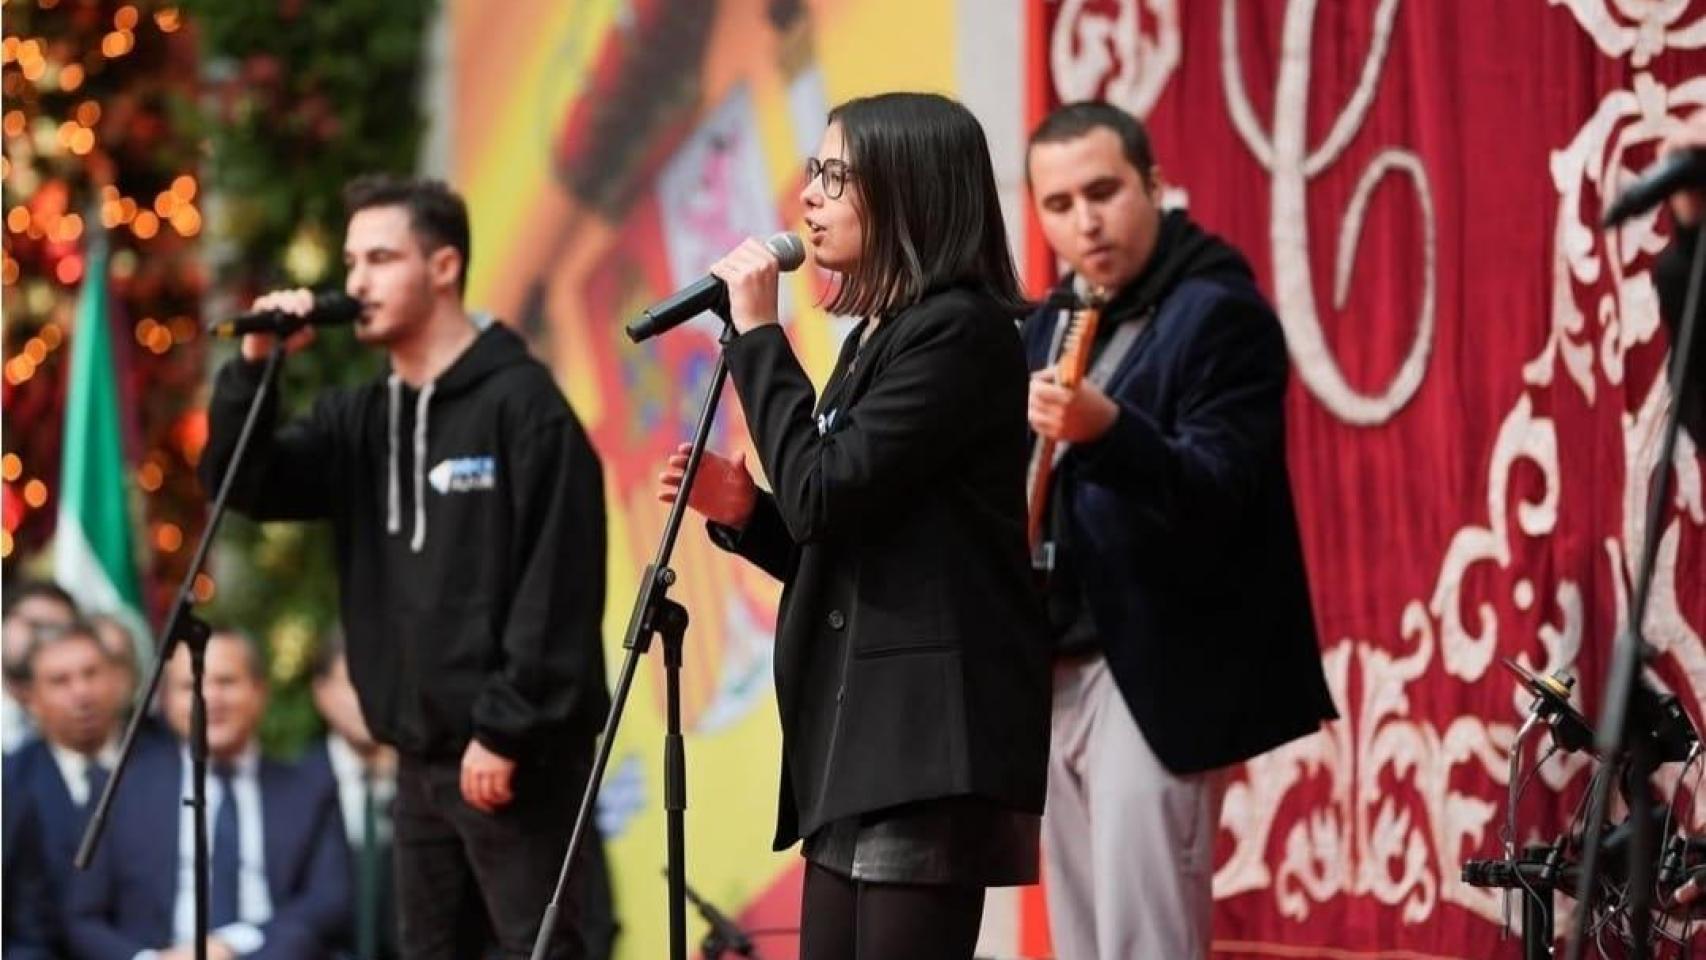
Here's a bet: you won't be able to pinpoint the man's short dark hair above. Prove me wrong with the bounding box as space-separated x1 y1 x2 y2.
1027 100 1158 184
2 579 77 622
343 174 472 296
21 620 105 684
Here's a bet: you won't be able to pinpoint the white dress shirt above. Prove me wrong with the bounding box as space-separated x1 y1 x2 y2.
134 742 273 959
2 691 36 753
48 738 120 807
324 734 394 848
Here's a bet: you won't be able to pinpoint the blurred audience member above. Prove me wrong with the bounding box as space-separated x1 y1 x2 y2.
88 612 143 713
69 628 352 960
4 619 129 930
2 580 78 751
308 630 398 960
3 775 56 958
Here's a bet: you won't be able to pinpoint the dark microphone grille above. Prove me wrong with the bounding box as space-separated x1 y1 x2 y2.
316 290 363 324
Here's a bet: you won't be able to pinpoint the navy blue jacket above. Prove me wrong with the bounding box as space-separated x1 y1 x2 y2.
5 723 176 955
6 739 88 903
3 758 58 959
1023 214 1337 774
67 740 353 959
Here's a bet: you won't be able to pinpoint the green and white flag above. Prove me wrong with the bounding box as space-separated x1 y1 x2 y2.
54 229 151 662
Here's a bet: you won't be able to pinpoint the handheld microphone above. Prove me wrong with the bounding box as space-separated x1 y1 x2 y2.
626 232 807 343
1602 147 1706 227
207 291 362 339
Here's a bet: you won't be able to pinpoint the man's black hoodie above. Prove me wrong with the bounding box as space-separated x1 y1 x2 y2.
202 320 609 763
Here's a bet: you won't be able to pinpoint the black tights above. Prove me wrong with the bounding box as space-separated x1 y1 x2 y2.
798 862 987 960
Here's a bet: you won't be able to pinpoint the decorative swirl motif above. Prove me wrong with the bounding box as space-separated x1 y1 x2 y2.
1217 70 1706 925
1216 400 1544 923
1051 0 1180 119
1430 396 1563 682
1551 0 1706 68
1221 0 1436 426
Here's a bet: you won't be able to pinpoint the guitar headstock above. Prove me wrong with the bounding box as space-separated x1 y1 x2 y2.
1056 286 1107 386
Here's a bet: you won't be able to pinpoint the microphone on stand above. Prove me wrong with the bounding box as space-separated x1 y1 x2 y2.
626 232 807 343
207 291 362 338
1602 148 1706 227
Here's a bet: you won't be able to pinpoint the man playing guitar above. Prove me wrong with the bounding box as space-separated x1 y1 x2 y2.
1022 101 1339 960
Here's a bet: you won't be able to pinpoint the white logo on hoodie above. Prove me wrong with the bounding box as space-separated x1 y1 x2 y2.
428 456 496 494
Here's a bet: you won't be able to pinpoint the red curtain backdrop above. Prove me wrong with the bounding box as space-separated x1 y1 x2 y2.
1028 1 1706 956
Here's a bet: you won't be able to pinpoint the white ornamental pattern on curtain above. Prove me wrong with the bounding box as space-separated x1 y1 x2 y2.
1212 0 1706 927
1220 0 1436 428
1050 0 1180 119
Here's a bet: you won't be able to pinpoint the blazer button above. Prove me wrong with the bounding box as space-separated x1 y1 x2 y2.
826 610 846 630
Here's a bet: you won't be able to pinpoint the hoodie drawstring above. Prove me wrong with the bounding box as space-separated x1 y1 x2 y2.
410 381 436 553
385 375 402 536
385 374 436 553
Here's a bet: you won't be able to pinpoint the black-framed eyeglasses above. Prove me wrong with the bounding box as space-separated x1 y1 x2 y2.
805 157 854 200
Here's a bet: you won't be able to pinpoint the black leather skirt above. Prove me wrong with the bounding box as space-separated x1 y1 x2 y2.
802 795 1040 886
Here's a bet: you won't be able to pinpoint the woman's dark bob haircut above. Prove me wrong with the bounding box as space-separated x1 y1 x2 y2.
823 92 1027 319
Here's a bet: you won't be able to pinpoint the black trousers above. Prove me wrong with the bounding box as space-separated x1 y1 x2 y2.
393 752 611 960
799 861 986 960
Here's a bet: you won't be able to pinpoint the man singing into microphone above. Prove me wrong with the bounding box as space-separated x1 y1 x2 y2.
200 175 610 960
1023 102 1338 959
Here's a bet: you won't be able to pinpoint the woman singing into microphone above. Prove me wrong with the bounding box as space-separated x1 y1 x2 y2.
657 92 1049 960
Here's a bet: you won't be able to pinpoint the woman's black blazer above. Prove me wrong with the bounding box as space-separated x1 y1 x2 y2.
711 285 1051 851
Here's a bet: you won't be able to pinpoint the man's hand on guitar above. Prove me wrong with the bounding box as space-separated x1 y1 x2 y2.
1029 366 1119 443
656 442 759 530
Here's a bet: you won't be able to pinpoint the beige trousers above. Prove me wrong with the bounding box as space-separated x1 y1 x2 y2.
1042 655 1227 960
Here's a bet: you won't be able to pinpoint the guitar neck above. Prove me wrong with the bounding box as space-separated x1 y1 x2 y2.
1025 297 1102 556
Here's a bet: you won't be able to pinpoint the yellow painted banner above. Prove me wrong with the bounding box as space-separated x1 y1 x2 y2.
448 3 971 957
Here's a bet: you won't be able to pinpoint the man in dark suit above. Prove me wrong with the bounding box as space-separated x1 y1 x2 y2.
1 579 79 751
4 769 58 958
4 618 130 952
305 632 399 960
68 628 351 960
1023 101 1339 959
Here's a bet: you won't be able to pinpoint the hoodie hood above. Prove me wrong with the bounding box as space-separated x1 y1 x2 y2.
422 313 535 398
385 315 534 552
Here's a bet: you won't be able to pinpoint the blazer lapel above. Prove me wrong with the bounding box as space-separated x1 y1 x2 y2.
823 310 906 419
814 319 868 421
1098 307 1163 398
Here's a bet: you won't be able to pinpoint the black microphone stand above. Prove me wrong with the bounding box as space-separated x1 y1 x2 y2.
76 338 293 960
1566 222 1706 960
677 872 759 959
530 317 739 960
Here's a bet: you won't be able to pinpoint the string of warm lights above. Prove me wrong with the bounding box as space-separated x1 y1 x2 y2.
3 1 203 572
